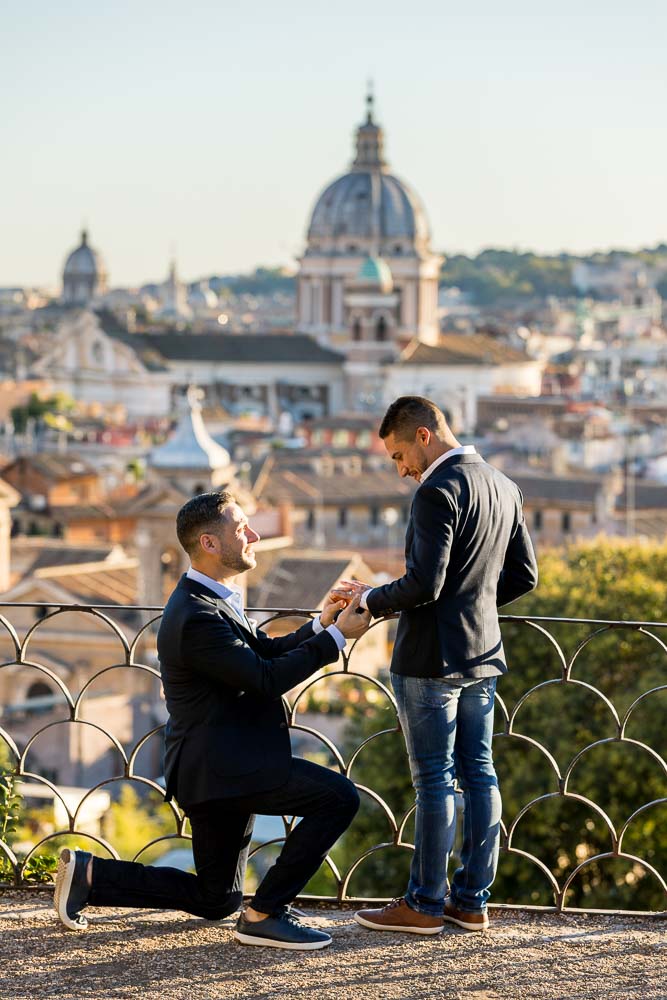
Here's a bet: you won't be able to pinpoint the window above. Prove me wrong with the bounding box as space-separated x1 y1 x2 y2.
25 681 55 715
338 508 348 528
332 430 350 448
353 320 362 341
27 682 52 699
306 510 316 531
561 512 571 534
533 510 543 531
376 316 387 341
370 506 380 526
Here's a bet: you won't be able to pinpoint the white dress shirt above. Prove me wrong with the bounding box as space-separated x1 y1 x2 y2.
360 446 478 610
420 445 477 484
186 567 346 650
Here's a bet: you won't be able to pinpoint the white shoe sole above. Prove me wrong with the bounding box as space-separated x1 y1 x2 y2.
54 850 88 932
442 913 488 932
233 929 332 950
353 912 443 935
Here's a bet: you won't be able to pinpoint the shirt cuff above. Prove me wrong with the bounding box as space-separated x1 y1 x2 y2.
325 624 346 651
360 588 374 610
313 615 346 650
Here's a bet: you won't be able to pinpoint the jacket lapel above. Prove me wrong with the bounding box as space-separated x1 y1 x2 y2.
180 575 256 637
215 597 257 636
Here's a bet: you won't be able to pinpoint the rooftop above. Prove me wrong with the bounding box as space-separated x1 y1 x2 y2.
400 335 533 367
100 317 345 366
513 471 607 507
2 453 98 483
253 458 415 507
248 552 364 609
1 894 664 1000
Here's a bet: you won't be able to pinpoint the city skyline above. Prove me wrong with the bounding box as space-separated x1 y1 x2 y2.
4 0 667 287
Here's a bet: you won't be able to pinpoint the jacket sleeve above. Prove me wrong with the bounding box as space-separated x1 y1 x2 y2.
180 609 339 699
497 494 539 607
253 620 315 657
367 484 456 617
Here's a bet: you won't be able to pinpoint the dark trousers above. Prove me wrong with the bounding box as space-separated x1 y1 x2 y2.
89 759 359 919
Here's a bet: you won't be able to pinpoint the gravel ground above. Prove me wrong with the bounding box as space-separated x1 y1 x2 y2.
0 893 665 1000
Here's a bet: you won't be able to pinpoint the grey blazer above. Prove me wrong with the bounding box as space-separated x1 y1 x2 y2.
366 453 538 679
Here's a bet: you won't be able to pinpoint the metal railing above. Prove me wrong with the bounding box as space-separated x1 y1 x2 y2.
0 601 666 914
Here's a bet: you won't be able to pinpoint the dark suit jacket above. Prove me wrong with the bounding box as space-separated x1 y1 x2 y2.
367 453 538 679
157 574 340 810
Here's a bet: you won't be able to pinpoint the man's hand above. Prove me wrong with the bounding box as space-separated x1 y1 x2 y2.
319 595 347 628
335 594 372 640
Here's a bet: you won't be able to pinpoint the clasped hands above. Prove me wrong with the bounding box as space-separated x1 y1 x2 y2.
320 578 373 640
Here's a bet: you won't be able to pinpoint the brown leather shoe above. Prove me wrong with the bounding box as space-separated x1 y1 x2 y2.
354 897 444 935
442 899 489 932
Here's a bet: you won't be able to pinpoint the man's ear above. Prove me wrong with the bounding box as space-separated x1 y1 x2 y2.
200 533 216 553
416 426 431 446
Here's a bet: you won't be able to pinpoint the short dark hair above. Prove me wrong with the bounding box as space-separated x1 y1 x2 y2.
378 396 448 440
176 491 236 556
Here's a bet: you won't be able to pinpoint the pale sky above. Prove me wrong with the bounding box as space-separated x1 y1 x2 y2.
3 0 667 287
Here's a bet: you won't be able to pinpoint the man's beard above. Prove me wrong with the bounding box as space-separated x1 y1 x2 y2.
220 545 256 573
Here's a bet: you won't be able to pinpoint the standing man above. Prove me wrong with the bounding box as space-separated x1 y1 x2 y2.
54 491 369 950
346 396 538 935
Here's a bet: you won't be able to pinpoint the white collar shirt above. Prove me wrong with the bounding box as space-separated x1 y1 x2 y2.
421 445 477 484
186 567 245 618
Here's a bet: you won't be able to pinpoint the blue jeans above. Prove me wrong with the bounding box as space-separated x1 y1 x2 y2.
392 673 501 916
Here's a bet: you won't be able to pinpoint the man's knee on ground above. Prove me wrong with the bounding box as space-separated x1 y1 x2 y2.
199 888 243 920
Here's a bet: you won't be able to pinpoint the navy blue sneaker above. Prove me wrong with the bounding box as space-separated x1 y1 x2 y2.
54 848 91 931
233 907 332 950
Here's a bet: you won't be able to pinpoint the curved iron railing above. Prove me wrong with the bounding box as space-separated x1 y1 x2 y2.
0 602 666 914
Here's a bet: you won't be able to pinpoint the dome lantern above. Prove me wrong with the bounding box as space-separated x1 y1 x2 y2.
352 86 387 172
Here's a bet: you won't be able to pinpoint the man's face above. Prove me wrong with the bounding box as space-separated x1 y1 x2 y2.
383 429 430 483
200 503 260 574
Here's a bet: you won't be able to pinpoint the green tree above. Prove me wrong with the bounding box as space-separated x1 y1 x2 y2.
102 784 179 863
11 392 76 434
0 742 56 884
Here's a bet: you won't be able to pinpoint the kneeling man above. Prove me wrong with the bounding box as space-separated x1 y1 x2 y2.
54 491 369 950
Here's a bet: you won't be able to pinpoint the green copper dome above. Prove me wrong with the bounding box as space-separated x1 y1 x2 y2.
356 255 393 292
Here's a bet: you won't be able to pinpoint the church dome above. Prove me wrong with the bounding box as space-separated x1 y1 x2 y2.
62 229 108 305
150 387 231 473
308 173 429 244
306 96 430 249
63 229 107 280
